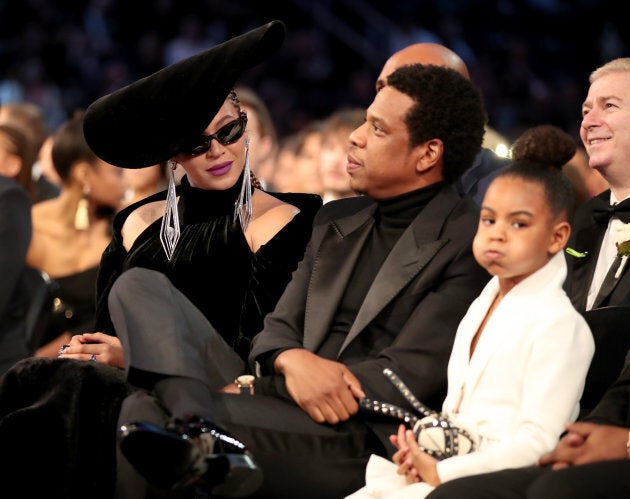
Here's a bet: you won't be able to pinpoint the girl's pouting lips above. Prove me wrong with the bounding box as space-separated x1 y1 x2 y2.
483 249 503 260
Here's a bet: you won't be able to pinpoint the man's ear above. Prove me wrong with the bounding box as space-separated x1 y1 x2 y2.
415 138 443 174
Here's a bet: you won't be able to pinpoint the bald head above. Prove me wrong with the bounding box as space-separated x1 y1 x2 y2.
376 43 470 92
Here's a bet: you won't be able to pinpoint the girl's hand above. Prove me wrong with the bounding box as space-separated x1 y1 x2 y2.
404 429 441 486
391 425 421 483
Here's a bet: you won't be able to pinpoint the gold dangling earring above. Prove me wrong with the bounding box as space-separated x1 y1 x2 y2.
74 185 90 231
160 160 180 261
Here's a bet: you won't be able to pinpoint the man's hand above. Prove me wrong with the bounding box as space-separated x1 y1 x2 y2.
538 422 629 469
274 349 365 424
219 383 240 394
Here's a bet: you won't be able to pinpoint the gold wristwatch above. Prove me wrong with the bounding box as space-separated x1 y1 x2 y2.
235 374 255 395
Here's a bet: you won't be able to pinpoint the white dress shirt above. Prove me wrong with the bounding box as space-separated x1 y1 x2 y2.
586 193 629 310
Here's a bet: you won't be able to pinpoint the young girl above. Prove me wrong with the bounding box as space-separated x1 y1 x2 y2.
347 126 595 498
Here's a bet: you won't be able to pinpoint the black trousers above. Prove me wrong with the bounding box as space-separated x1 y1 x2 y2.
110 268 383 499
427 461 630 499
117 388 378 498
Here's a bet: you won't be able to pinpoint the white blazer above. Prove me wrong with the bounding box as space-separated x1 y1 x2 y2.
346 252 595 499
437 251 594 482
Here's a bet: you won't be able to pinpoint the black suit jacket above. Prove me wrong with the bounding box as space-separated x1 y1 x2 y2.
565 190 630 311
250 185 490 449
585 351 630 427
0 176 32 374
566 191 630 416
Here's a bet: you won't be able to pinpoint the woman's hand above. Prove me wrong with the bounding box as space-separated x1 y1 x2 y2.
58 332 124 368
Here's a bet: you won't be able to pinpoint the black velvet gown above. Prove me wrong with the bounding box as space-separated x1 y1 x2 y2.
96 175 322 359
0 176 321 498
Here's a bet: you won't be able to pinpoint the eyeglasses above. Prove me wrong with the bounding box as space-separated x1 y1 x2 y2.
183 112 248 156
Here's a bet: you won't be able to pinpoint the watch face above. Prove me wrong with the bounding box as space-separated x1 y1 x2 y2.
237 375 255 386
236 375 255 395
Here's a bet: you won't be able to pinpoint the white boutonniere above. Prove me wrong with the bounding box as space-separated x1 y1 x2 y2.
614 223 630 278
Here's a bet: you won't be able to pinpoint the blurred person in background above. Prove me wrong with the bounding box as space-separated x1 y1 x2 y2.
273 119 325 196
0 101 59 202
27 111 127 358
0 123 32 374
36 133 63 189
235 85 279 190
0 123 29 190
122 162 168 206
0 116 35 200
319 107 364 203
272 131 300 192
562 145 608 204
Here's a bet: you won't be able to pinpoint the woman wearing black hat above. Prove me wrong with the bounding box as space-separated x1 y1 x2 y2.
48 19 320 370
68 89 320 370
0 21 321 498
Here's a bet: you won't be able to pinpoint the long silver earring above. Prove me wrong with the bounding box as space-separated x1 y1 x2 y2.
160 160 180 260
234 136 252 232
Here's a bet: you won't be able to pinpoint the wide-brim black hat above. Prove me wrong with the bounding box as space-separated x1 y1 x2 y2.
83 20 286 169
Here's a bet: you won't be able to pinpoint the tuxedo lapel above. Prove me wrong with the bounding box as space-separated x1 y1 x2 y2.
303 206 375 351
568 192 611 310
593 254 624 309
570 223 605 310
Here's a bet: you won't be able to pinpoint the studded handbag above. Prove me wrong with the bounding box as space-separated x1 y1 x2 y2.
360 368 476 460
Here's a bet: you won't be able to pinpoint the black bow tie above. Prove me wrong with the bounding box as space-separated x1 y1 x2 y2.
592 197 630 224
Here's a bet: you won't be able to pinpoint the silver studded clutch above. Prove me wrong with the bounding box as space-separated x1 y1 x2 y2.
360 368 476 460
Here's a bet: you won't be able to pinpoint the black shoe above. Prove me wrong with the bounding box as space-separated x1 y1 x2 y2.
119 417 263 497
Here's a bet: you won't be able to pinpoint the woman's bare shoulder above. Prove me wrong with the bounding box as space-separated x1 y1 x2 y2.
31 198 60 227
255 190 300 216
121 199 166 251
246 190 300 251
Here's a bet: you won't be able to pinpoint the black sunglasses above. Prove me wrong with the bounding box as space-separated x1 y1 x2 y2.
183 112 248 156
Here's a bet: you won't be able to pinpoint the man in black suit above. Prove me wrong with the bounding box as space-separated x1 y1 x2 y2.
564 58 630 312
111 63 490 498
376 42 511 206
0 174 32 374
426 56 630 499
565 58 630 415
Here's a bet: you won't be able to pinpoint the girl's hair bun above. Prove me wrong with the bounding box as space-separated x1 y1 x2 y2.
510 124 577 169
